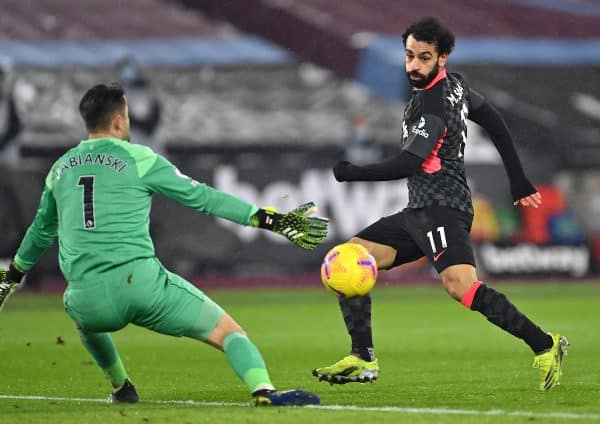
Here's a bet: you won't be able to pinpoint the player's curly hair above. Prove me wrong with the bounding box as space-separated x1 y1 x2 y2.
79 82 126 132
402 17 455 55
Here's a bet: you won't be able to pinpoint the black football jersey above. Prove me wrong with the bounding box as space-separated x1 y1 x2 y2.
334 68 534 211
401 69 474 215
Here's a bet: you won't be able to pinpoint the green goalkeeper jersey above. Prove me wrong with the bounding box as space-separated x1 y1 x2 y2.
14 137 259 282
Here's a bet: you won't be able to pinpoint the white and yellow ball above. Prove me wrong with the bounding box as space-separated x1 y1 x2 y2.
320 243 377 298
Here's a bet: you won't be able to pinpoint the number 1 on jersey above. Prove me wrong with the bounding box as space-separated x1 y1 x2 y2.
77 176 96 229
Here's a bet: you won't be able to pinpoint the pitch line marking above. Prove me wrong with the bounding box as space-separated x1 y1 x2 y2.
1 395 599 420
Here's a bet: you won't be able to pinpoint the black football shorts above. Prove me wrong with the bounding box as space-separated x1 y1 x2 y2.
355 205 475 273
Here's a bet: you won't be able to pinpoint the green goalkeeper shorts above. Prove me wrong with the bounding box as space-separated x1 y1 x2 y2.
63 257 224 340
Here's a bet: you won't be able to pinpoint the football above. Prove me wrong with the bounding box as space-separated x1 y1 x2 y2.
320 243 378 298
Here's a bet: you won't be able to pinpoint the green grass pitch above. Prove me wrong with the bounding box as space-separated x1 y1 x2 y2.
1 282 600 423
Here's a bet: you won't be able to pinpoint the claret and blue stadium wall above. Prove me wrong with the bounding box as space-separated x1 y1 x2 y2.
2 143 599 286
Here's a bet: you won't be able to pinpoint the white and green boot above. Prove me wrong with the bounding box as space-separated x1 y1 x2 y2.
312 355 379 384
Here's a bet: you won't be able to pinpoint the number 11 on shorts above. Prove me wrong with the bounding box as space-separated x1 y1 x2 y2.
426 226 447 253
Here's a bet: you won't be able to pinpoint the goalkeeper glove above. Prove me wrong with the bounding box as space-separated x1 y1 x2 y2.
0 263 24 312
251 201 328 250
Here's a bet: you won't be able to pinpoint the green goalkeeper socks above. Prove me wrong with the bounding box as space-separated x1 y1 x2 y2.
223 332 274 393
79 330 270 392
104 358 128 388
79 330 128 388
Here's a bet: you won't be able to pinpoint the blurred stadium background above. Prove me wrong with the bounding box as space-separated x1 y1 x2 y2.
1 0 600 289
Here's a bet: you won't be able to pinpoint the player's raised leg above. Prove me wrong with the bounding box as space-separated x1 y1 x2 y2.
443 264 568 391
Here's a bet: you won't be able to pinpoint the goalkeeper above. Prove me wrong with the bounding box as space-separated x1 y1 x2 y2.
0 83 327 406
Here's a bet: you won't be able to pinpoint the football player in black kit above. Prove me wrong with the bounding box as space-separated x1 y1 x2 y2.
312 17 568 391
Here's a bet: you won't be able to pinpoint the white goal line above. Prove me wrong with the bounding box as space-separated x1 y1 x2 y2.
1 394 599 421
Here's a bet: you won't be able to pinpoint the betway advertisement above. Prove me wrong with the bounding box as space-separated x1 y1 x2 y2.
209 164 592 278
3 158 593 280
477 244 590 278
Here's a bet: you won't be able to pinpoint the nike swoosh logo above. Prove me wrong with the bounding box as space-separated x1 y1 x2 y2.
433 249 447 262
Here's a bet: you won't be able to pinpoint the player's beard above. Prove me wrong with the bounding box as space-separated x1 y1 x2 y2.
406 62 440 89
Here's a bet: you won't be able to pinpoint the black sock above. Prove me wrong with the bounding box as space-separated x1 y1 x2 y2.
339 295 375 361
470 284 553 354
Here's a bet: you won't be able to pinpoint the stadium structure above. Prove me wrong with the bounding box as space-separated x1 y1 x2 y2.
0 0 599 283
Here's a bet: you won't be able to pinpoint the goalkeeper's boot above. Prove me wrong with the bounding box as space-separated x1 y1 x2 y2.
312 355 379 384
252 389 320 406
532 333 569 391
109 379 139 403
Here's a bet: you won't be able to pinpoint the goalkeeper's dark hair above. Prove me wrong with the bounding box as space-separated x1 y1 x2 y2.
402 17 455 56
79 83 126 132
